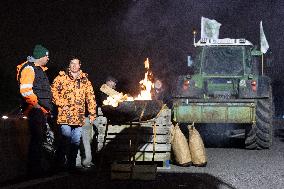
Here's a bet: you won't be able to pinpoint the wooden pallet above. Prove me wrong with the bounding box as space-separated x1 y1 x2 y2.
95 107 172 168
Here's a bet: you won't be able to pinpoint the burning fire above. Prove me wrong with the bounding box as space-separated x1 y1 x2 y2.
134 58 154 100
101 58 154 107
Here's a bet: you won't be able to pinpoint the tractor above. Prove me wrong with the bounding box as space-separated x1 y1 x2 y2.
172 37 273 149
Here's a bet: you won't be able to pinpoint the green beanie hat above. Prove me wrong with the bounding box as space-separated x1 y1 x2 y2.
33 44 49 59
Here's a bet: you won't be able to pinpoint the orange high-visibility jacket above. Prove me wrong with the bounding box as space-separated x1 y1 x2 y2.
51 70 96 126
17 61 51 114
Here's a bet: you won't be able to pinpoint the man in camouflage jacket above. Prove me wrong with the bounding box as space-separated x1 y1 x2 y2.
51 57 96 170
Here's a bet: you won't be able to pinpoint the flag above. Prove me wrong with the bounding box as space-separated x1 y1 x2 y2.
201 17 221 40
260 21 269 54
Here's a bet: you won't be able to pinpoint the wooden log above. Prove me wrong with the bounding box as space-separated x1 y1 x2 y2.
100 84 123 98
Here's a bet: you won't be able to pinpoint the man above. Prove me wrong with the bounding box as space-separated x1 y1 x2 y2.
153 79 164 100
97 76 118 107
17 44 53 176
105 76 117 89
153 78 172 108
51 57 96 171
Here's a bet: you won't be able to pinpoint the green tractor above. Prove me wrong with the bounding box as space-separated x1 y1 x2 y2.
172 38 273 149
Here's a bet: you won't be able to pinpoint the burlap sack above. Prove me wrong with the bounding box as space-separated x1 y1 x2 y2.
171 124 192 166
188 123 207 166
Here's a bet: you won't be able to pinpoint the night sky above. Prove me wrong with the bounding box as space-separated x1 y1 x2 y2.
0 0 283 115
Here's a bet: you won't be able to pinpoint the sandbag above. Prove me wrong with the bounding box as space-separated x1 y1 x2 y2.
170 124 192 166
188 123 207 167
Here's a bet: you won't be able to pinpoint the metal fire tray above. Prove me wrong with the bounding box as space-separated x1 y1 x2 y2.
101 100 163 123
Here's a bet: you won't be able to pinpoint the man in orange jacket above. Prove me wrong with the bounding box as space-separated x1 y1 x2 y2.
17 44 53 177
51 56 96 171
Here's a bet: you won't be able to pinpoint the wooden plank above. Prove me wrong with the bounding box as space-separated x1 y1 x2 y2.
98 125 170 135
102 152 171 162
98 122 171 127
98 122 171 128
154 108 172 125
100 84 125 99
97 134 170 143
155 117 172 125
98 143 171 152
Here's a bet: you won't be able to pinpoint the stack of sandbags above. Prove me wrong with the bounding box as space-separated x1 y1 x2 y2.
170 123 207 167
170 124 192 166
188 123 207 167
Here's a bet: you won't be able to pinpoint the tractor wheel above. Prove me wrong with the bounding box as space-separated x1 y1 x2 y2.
245 97 273 149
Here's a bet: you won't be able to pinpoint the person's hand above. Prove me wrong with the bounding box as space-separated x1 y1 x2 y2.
62 106 69 110
89 115 96 124
33 104 49 114
33 103 41 109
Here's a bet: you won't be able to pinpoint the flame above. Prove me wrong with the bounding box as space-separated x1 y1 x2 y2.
134 58 154 100
103 58 154 107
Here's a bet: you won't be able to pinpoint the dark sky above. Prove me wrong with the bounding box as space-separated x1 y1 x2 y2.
0 0 283 115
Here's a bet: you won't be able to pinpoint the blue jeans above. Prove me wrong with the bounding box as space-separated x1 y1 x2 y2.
58 125 82 169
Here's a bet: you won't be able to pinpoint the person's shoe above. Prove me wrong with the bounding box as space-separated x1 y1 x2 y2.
82 162 94 168
84 165 91 168
84 162 95 168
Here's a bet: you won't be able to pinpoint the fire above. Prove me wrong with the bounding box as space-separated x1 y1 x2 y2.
134 58 154 100
101 58 154 107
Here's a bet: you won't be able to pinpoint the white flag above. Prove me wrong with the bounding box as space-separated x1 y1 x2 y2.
201 17 221 40
260 21 269 54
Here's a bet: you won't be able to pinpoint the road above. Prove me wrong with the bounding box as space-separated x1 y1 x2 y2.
2 120 284 189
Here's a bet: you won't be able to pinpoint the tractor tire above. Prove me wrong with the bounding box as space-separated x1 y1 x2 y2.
245 96 273 149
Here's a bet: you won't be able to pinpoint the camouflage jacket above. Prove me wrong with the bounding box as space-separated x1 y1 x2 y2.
51 70 96 126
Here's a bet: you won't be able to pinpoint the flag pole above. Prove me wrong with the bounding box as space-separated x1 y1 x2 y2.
261 53 264 75
260 20 269 76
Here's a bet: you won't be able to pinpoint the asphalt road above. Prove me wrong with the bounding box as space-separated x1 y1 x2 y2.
2 121 284 189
